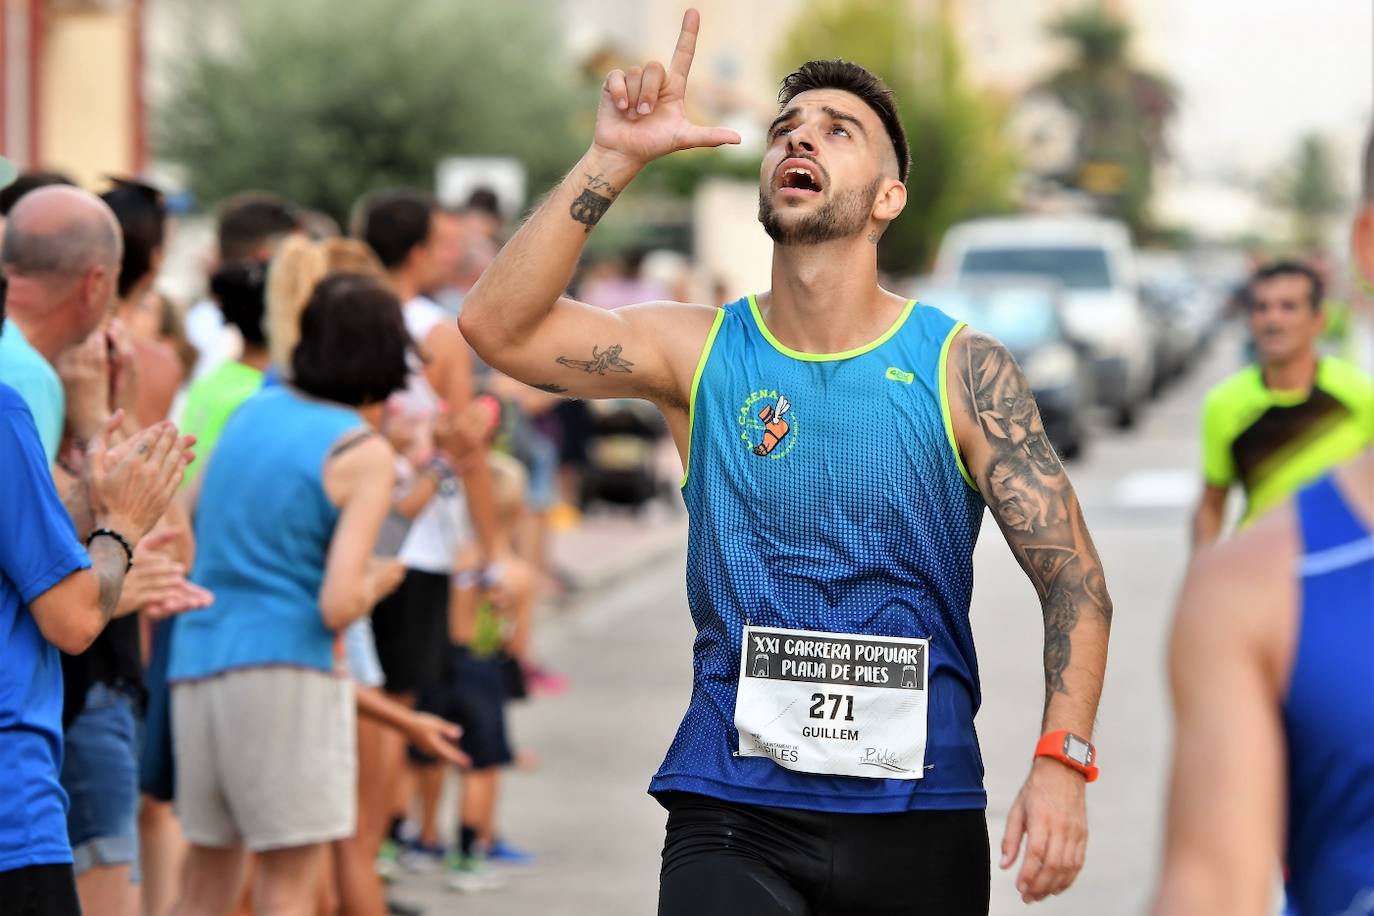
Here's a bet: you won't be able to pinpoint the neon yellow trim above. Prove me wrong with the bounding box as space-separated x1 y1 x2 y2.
747 294 917 362
939 321 978 491
680 308 728 489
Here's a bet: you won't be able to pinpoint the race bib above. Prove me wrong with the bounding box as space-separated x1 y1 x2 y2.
734 625 929 779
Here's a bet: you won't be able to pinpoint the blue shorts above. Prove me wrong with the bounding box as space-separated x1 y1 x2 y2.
521 430 558 512
140 619 175 803
60 683 142 878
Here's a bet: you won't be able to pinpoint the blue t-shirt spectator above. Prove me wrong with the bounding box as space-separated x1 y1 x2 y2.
0 383 90 873
0 319 64 466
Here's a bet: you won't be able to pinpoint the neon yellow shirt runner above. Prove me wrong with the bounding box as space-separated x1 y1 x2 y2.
1202 357 1374 526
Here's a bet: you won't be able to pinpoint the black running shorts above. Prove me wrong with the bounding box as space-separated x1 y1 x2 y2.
657 792 990 916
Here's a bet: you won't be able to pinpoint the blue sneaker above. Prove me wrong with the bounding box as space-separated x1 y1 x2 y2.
486 839 537 868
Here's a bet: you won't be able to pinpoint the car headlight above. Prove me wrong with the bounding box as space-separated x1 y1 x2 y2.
1023 345 1077 390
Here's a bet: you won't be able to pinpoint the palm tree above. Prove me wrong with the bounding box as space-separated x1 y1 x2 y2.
1269 134 1345 251
1036 4 1178 236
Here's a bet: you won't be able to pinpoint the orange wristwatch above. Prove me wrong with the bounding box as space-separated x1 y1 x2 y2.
1035 730 1099 782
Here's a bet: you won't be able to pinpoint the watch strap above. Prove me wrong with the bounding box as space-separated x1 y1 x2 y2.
1035 729 1099 782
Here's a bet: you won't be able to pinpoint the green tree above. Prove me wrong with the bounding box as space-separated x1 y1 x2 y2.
1269 134 1345 251
157 0 583 222
1037 4 1177 236
776 0 1017 274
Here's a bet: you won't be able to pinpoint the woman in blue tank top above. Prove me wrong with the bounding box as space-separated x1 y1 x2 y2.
168 275 410 914
458 15 1115 914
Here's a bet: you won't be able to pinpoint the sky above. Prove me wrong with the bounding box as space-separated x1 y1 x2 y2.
1162 0 1371 189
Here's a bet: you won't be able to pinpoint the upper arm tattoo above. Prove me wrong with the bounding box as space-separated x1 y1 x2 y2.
556 344 634 375
959 333 1112 697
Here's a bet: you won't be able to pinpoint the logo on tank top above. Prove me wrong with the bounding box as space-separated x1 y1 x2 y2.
739 389 797 459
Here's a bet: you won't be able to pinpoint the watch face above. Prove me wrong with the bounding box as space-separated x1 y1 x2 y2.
1064 735 1093 767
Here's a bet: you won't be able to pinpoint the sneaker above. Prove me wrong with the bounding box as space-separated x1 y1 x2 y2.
527 665 570 697
399 841 446 875
486 838 538 869
445 855 507 893
547 502 582 532
376 838 401 882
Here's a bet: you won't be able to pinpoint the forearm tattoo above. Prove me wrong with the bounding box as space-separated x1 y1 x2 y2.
533 382 570 394
88 537 129 624
569 173 618 233
959 333 1112 701
555 344 634 375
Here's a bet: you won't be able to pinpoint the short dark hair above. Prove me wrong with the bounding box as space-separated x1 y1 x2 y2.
464 187 502 219
102 178 167 298
210 260 270 347
778 60 910 182
217 192 301 262
350 189 434 270
0 171 75 216
292 273 410 406
1250 259 1324 311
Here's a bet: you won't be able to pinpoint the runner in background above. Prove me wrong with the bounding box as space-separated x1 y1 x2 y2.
1192 260 1374 549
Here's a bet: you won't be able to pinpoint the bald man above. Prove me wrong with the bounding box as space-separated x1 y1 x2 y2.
0 186 123 465
0 187 149 916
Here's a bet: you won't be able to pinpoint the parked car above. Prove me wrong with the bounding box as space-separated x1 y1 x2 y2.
936 216 1153 428
916 276 1093 460
1137 251 1211 389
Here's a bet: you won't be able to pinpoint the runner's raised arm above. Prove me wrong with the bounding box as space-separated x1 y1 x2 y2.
459 9 739 409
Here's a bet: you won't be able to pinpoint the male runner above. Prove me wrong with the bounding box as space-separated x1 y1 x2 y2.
1152 129 1374 916
460 13 1112 913
1191 259 1374 548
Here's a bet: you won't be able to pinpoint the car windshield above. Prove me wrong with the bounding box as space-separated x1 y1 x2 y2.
960 247 1112 290
920 288 1061 349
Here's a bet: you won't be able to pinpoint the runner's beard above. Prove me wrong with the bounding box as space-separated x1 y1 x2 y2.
759 177 881 245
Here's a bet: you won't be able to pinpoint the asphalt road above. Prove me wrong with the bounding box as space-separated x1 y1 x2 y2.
396 333 1248 916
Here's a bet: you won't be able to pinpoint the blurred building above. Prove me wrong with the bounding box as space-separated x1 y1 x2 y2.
2 0 148 186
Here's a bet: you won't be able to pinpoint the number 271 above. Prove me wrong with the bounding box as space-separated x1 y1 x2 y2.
809 693 854 721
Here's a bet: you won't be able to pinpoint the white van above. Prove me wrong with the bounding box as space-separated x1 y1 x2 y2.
934 216 1153 427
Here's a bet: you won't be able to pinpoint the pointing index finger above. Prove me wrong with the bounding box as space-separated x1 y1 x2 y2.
669 8 700 81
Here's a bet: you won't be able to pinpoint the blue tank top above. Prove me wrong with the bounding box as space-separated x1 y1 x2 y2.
169 387 364 681
650 295 987 813
1284 474 1374 914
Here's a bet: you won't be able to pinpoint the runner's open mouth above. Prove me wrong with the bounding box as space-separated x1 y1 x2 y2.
778 162 823 192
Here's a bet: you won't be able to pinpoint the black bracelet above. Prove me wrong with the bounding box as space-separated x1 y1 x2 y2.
86 528 134 572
